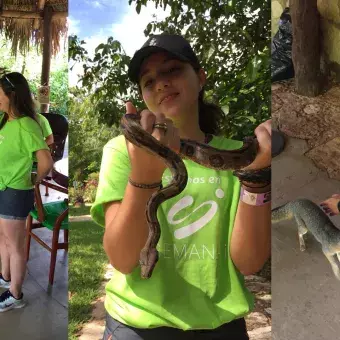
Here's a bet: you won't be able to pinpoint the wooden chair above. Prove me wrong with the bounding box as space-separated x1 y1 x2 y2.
40 112 69 196
25 181 68 285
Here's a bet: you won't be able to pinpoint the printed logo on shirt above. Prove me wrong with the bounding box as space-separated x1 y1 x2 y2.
163 189 228 261
163 175 226 239
162 242 228 260
163 175 222 185
168 196 218 239
159 174 235 261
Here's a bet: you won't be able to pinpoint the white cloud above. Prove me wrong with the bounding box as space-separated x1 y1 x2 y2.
84 0 103 8
69 29 109 87
93 1 103 8
69 2 171 87
111 2 171 57
68 16 80 36
85 0 117 9
69 61 83 88
82 30 109 57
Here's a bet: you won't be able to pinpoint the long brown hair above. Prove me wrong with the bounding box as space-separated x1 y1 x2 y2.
197 87 224 135
0 72 39 130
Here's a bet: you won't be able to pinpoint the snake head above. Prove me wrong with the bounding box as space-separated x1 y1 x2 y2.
139 248 159 279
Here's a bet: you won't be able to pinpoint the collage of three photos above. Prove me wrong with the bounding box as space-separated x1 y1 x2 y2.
0 0 339 339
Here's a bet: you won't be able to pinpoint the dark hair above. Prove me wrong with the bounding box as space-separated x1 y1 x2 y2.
187 64 224 135
0 72 39 130
197 89 224 135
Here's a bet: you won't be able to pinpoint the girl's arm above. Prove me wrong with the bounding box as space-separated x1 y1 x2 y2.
230 120 272 275
45 134 54 147
35 149 54 183
230 184 271 275
103 102 178 274
104 176 160 274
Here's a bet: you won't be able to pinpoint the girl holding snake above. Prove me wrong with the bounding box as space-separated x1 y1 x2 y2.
91 33 271 340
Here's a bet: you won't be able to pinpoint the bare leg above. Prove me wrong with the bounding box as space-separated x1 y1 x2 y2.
0 222 11 280
322 248 340 280
0 218 27 297
295 216 308 252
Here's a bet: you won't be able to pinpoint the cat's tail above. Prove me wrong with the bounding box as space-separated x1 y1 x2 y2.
271 202 294 223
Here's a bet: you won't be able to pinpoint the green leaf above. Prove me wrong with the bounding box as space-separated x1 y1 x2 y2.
136 2 142 14
95 43 105 53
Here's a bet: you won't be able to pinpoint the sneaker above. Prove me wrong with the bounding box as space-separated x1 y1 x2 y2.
0 290 26 312
0 274 11 289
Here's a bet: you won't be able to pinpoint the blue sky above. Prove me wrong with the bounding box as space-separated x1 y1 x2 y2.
69 0 170 57
69 0 129 40
69 0 170 86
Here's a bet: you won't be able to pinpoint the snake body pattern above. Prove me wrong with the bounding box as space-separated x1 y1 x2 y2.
121 113 261 279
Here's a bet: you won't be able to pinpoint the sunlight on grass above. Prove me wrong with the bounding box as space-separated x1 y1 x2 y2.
69 204 92 217
68 220 107 339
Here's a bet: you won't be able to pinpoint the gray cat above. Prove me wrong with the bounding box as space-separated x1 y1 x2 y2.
272 198 340 280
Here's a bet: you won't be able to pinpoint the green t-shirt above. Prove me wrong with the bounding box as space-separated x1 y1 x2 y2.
0 114 49 190
36 113 53 138
91 135 254 330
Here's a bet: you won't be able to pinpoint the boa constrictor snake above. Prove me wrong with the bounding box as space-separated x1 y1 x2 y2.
121 113 270 279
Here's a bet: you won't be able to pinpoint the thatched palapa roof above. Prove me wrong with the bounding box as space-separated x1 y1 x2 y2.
0 0 68 56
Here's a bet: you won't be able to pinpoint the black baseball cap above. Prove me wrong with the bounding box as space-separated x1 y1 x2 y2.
128 33 201 84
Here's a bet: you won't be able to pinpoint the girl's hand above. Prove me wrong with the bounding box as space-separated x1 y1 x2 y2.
125 101 180 183
320 194 340 216
242 119 272 171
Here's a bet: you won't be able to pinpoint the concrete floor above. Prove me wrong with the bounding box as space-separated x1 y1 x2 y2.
272 136 340 340
0 180 68 338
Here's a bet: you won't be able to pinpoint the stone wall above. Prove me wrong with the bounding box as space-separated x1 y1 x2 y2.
318 0 340 80
271 0 340 79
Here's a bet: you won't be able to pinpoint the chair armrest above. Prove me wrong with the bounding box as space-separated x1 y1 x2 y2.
55 208 69 230
41 180 68 194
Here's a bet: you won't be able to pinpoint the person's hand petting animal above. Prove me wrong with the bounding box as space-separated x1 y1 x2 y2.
320 194 340 216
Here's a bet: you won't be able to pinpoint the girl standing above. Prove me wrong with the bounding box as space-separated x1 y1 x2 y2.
0 72 53 312
91 34 271 339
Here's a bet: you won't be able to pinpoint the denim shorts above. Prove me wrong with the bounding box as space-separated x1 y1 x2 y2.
102 312 249 340
0 187 34 220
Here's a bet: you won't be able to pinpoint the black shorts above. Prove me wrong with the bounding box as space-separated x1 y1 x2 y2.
102 312 249 340
0 187 34 220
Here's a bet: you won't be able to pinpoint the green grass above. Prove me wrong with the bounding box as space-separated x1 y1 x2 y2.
69 204 92 217
68 220 107 340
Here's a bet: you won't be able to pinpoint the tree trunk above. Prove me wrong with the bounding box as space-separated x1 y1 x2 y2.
290 0 321 97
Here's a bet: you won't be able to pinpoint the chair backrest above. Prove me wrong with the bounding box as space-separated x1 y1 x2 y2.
40 112 69 162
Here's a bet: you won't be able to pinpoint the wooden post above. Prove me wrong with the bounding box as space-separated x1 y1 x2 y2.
291 0 321 97
33 0 45 30
41 5 53 113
